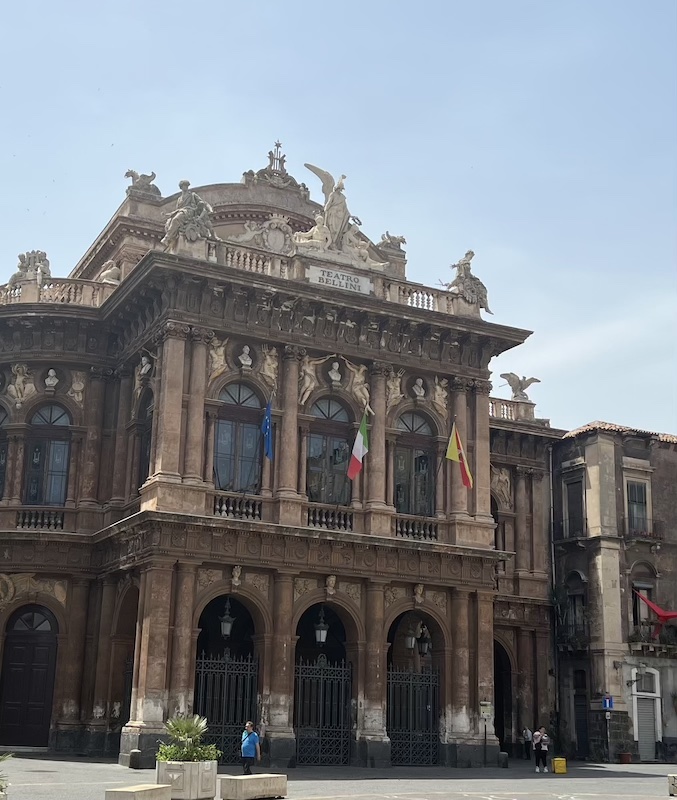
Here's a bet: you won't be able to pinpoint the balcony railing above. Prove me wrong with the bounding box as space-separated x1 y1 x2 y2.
212 492 262 521
0 278 115 308
554 517 588 539
557 621 590 649
394 514 438 541
16 508 65 530
623 517 662 541
306 504 354 531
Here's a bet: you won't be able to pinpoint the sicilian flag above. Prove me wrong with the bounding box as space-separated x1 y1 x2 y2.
261 400 273 461
347 411 369 480
446 422 473 489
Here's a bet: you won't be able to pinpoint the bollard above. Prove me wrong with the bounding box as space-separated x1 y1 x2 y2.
498 751 509 768
128 749 142 770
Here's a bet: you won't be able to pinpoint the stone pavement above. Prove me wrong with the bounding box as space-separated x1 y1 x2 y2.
3 755 674 800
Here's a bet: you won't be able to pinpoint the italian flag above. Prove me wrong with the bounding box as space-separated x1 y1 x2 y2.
446 421 473 489
347 411 369 480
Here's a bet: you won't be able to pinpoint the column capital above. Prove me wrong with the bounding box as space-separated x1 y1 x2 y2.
190 326 214 344
161 321 191 341
370 361 390 377
451 377 472 392
89 366 114 382
283 344 305 361
472 378 493 395
516 465 534 477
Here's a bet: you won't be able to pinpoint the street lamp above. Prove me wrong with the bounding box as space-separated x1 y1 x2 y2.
404 627 417 651
314 607 329 646
417 625 432 657
626 662 648 687
219 599 235 639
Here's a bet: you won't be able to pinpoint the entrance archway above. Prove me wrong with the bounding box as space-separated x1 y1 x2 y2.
0 605 58 746
109 584 139 754
294 603 352 766
494 640 513 754
194 595 258 764
387 611 440 766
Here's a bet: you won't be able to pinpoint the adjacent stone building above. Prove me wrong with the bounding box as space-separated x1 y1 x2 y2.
0 146 563 768
553 421 677 762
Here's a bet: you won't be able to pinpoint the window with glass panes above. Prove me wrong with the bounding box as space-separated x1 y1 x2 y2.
627 481 649 532
24 405 71 506
307 398 351 506
214 384 263 493
394 412 435 516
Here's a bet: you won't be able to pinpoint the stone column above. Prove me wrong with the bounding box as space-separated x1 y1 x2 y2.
450 588 471 733
366 363 387 509
476 591 496 738
110 368 133 504
85 578 117 752
79 368 108 505
153 323 189 478
168 564 198 717
450 379 469 515
276 347 300 496
532 472 548 575
385 437 395 508
4 435 20 504
204 412 216 486
184 327 212 482
268 572 295 768
65 435 82 507
298 425 308 496
435 442 446 517
53 579 90 750
517 628 535 730
535 631 550 727
515 467 529 572
472 379 493 522
360 581 389 766
120 563 174 768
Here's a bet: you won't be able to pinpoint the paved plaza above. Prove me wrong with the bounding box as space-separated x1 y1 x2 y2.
2 755 674 800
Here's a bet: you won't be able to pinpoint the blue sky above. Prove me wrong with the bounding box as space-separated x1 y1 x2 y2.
0 0 675 433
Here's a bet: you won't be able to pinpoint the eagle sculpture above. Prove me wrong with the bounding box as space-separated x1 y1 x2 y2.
500 373 541 402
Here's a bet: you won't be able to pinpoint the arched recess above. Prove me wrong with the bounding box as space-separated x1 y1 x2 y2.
386 606 447 766
494 640 514 754
193 593 261 765
110 582 139 732
0 604 59 746
291 589 364 646
193 583 272 638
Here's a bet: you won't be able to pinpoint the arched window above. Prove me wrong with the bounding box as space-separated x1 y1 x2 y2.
214 383 263 493
24 405 71 506
0 407 7 500
307 398 352 506
137 391 154 490
394 412 435 516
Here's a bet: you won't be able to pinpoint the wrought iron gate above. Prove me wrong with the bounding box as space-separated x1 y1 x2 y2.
387 665 439 765
194 652 258 764
294 654 352 765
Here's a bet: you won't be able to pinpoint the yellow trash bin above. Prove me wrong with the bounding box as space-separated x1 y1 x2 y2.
552 757 567 774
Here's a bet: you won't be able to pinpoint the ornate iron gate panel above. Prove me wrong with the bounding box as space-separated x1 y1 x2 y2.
194 652 258 764
294 654 352 765
387 665 439 765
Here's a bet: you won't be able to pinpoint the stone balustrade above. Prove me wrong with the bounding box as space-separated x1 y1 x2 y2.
0 278 115 308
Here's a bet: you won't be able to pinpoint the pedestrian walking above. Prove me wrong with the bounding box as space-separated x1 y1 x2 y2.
533 725 550 773
241 720 261 775
522 726 533 760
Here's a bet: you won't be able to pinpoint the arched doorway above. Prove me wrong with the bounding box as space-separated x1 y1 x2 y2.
109 583 139 753
494 641 513 754
387 611 440 766
194 596 258 764
0 605 58 746
294 604 352 765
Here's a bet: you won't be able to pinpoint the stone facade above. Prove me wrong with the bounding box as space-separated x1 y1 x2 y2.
553 422 677 762
0 150 560 769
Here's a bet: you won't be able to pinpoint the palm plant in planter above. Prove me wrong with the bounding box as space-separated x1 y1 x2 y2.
156 715 221 800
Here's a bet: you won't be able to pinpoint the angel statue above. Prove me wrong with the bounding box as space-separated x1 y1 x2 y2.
500 373 541 402
299 353 336 406
303 164 353 251
344 359 374 415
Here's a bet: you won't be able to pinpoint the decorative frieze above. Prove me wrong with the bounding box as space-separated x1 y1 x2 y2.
244 571 269 597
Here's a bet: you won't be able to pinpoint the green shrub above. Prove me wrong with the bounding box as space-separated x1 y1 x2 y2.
156 714 222 763
0 752 12 791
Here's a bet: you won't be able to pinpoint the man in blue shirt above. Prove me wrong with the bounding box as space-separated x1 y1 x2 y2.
241 720 261 774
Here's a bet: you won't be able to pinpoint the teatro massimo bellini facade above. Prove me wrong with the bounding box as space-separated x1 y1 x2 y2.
0 148 558 768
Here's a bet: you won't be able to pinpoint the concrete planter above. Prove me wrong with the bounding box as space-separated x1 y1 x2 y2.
155 760 218 800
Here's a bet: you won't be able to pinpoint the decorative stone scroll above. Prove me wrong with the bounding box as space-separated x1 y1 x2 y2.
294 577 315 601
340 581 361 605
244 572 269 596
384 585 405 607
0 573 68 608
427 590 447 614
197 568 222 589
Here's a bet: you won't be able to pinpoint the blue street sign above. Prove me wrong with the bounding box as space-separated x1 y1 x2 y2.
603 695 614 710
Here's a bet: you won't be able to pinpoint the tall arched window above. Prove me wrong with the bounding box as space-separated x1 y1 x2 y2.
137 390 154 490
394 412 435 516
307 398 351 506
0 407 7 500
214 383 263 493
24 405 71 506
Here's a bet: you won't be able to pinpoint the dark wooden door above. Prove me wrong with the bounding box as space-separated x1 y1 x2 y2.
0 606 58 746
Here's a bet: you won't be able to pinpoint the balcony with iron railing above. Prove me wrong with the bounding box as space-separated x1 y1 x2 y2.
623 517 662 542
554 516 588 539
557 620 590 651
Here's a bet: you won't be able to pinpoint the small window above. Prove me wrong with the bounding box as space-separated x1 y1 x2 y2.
31 405 71 426
310 398 349 422
636 672 656 694
9 608 56 633
219 384 261 408
396 412 433 435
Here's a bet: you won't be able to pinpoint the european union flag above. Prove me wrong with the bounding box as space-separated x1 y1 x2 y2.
261 400 273 461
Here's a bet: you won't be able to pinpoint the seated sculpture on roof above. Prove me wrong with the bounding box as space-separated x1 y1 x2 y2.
161 180 220 252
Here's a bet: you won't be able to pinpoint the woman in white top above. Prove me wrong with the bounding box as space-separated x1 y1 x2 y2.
533 725 550 772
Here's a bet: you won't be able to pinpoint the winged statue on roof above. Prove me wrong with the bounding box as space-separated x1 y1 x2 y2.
500 373 541 402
